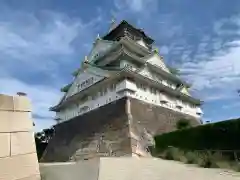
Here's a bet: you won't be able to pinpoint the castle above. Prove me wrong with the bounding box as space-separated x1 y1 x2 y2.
41 20 203 162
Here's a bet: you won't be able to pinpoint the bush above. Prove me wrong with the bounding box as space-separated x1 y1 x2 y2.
196 151 218 168
159 147 182 161
215 161 232 169
155 118 240 151
158 148 240 171
231 162 240 172
184 151 198 164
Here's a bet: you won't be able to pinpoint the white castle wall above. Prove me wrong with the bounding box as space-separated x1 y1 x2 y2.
56 79 202 123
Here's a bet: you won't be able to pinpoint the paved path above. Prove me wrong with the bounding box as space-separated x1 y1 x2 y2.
99 157 240 180
40 157 240 180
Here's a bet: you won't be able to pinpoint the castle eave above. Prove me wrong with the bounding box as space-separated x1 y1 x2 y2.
146 63 190 87
120 69 202 105
94 38 151 65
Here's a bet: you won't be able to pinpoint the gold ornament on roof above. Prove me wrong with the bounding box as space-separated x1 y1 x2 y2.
109 17 117 32
111 17 116 23
153 48 159 53
84 56 88 62
96 33 101 40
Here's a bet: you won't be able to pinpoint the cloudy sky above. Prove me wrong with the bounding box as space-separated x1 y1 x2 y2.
1 0 240 131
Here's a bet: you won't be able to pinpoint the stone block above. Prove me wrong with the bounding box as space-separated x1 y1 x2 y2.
10 112 33 132
0 94 14 111
0 111 11 132
0 153 40 180
0 133 10 158
11 132 36 156
0 110 32 133
18 174 41 180
13 96 31 112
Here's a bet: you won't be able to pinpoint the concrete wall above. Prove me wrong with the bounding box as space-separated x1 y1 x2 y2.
0 94 40 180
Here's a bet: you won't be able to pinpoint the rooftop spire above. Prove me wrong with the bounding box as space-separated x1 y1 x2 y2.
96 33 101 40
109 17 117 32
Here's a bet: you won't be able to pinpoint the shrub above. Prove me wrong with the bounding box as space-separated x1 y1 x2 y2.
155 118 240 151
231 162 240 172
196 152 216 168
159 147 182 160
184 151 198 164
215 161 232 169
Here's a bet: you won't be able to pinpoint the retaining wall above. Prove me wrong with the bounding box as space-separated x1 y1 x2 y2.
0 94 40 180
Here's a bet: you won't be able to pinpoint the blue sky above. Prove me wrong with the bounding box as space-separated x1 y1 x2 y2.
1 0 240 131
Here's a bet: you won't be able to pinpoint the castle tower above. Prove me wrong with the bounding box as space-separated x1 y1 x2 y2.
41 20 203 162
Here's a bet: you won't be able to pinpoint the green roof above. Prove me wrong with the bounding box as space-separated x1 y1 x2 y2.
60 83 72 92
72 69 80 76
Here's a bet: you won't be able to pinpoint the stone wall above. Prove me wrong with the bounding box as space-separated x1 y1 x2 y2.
0 94 40 180
128 97 200 156
42 97 201 162
41 98 131 162
129 97 200 135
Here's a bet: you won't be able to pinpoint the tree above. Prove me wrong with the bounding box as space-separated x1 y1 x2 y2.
176 119 191 130
35 127 55 160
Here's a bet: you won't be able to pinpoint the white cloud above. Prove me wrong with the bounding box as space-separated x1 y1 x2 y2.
0 10 102 71
180 40 240 101
214 14 240 35
0 77 61 131
0 8 103 130
0 15 79 59
113 0 158 17
222 101 240 109
160 46 169 54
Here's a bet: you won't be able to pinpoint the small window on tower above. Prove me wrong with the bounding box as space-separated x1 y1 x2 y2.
103 88 107 95
94 53 99 59
143 85 147 91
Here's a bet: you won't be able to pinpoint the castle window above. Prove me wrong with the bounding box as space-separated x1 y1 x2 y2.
103 88 107 95
109 83 116 91
139 83 144 89
143 85 147 91
151 88 157 94
190 104 195 108
77 84 80 90
93 53 99 59
92 94 97 100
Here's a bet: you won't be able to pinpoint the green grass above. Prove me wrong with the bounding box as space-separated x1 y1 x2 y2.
154 147 240 172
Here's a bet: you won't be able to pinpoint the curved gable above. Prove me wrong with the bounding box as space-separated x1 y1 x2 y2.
88 40 116 63
146 54 170 72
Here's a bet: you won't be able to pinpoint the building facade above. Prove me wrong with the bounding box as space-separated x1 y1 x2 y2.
51 20 203 124
42 20 203 161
